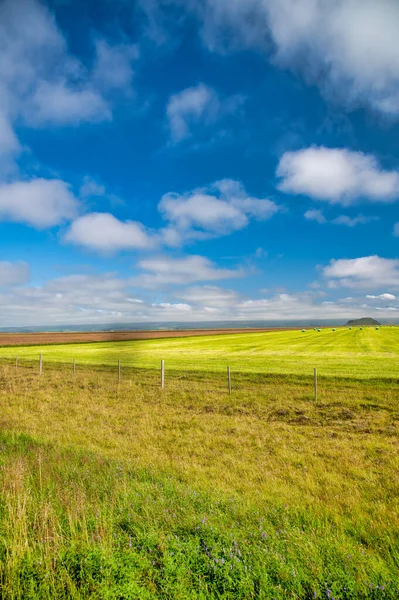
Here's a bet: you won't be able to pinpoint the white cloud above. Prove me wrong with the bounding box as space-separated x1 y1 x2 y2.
27 81 111 126
0 179 78 228
323 255 399 289
166 83 244 143
366 293 396 301
160 192 247 236
154 302 192 311
304 209 326 224
305 208 378 227
0 114 20 157
0 0 101 127
0 114 21 176
0 261 30 286
332 215 379 227
92 39 138 93
65 213 156 253
135 255 242 288
0 268 398 327
195 0 399 119
265 0 399 118
278 147 399 205
64 178 278 254
0 0 137 133
160 179 280 244
233 291 397 320
80 176 106 199
178 285 239 307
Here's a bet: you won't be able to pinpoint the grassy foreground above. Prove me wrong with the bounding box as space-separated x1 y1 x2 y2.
0 360 398 598
0 327 398 379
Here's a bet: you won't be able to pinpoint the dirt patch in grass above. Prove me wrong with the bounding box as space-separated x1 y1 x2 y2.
0 327 304 347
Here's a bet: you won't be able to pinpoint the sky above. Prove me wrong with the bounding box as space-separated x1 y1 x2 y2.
0 0 399 326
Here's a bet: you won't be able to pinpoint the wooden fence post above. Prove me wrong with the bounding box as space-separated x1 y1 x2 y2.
39 354 43 375
161 360 165 388
73 358 76 376
227 366 231 395
118 359 121 383
15 356 18 371
314 368 317 401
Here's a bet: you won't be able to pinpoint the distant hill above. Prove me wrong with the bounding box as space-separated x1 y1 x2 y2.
345 317 381 327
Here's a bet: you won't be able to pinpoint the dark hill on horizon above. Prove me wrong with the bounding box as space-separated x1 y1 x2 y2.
345 317 381 327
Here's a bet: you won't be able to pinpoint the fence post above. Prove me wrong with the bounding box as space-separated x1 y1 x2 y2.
15 356 18 371
227 366 231 395
39 354 43 375
73 358 76 376
161 359 165 388
118 359 121 383
314 368 317 401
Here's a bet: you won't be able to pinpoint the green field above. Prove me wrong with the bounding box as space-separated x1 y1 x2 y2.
1 327 399 379
0 329 398 598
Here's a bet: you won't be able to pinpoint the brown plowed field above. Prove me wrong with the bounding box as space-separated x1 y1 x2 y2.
0 327 298 347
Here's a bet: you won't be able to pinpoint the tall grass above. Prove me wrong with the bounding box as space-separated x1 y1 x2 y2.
0 364 398 598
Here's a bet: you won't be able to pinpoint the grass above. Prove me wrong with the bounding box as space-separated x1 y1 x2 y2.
0 329 398 597
0 327 398 379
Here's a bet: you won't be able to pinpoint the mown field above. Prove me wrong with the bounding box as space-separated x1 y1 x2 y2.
0 328 398 598
0 326 398 379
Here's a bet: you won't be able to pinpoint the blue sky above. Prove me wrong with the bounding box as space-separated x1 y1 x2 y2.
0 0 399 326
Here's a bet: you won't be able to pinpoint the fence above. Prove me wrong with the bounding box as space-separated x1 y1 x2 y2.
0 354 394 401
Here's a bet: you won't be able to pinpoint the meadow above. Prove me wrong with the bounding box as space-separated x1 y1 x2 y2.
0 326 398 379
0 327 398 598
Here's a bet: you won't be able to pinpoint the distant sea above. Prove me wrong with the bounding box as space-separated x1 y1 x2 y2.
0 319 397 333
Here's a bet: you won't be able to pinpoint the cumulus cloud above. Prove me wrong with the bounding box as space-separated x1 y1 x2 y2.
0 179 78 228
192 0 399 119
366 293 396 301
64 178 278 253
0 114 21 176
0 0 137 136
323 255 399 289
278 147 399 205
79 177 107 199
178 285 239 307
160 179 280 244
92 39 138 93
0 114 20 158
305 209 378 227
266 0 399 118
0 261 30 286
0 0 140 235
64 213 156 253
166 83 244 143
304 209 326 224
178 287 399 320
332 215 379 227
27 82 111 126
135 255 242 288
0 266 398 327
